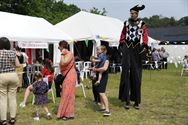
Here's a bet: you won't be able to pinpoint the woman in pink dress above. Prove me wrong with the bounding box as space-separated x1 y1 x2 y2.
57 40 77 120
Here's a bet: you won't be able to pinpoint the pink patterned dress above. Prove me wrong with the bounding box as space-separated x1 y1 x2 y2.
57 51 77 118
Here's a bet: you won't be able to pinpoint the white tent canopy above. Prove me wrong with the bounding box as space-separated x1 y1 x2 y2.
55 11 124 44
148 37 160 46
55 11 159 46
0 11 72 42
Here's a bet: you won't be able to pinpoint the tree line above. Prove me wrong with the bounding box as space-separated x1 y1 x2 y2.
0 0 187 27
142 15 188 28
0 0 80 24
0 0 107 25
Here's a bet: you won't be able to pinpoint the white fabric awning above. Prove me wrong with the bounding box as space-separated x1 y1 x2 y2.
148 36 160 46
0 11 72 43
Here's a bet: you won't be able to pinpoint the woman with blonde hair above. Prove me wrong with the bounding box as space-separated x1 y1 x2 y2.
92 46 111 117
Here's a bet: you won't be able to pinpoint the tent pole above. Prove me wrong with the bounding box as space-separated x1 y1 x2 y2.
69 42 74 54
92 36 101 56
92 40 96 56
42 49 44 60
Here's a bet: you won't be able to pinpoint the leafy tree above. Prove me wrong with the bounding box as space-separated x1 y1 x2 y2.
0 0 187 27
89 7 107 16
0 0 80 24
177 16 188 26
51 1 80 24
0 0 31 14
142 15 186 28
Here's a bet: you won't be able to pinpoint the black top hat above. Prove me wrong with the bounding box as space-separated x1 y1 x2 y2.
130 5 145 12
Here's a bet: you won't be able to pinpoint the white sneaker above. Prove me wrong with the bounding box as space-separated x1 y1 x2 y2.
47 113 52 120
103 111 111 117
33 117 40 121
19 102 26 108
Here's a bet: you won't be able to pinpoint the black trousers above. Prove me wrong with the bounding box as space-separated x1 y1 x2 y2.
92 79 100 103
162 58 168 69
55 69 81 97
55 79 62 97
119 44 143 104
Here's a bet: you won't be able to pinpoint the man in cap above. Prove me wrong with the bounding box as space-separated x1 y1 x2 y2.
118 5 148 110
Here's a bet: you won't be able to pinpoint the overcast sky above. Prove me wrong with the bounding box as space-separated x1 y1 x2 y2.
63 0 188 21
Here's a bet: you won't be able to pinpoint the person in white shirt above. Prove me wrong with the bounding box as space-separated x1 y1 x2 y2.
160 47 169 69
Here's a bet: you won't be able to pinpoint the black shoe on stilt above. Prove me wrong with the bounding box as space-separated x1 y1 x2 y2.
1 120 7 125
124 102 130 110
133 103 140 110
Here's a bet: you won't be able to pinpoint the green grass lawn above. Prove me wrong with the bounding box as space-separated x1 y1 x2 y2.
16 64 188 125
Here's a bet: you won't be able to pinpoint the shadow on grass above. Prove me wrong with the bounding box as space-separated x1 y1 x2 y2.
84 98 100 112
51 104 59 115
83 95 124 112
108 96 124 107
82 94 124 111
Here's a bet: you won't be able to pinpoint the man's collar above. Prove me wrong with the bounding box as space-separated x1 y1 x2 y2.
128 18 141 25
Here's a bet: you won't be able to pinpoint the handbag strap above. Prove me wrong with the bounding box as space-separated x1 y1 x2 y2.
63 63 74 77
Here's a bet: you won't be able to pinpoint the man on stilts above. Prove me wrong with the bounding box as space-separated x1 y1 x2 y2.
118 4 148 109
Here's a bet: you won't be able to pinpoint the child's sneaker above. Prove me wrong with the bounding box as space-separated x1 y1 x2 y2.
47 113 52 120
103 111 111 117
94 81 100 86
19 102 26 108
33 117 40 121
